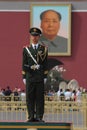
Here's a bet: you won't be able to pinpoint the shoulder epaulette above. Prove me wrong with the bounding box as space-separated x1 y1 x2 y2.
40 43 48 48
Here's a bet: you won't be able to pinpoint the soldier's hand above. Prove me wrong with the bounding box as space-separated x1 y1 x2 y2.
23 79 26 85
36 65 40 69
44 78 47 84
31 64 40 70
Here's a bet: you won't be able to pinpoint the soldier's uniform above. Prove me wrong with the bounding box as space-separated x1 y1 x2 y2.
22 27 48 122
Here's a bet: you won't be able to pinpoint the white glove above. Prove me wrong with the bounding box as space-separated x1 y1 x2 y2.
23 79 26 85
44 78 47 84
31 64 40 70
36 64 40 69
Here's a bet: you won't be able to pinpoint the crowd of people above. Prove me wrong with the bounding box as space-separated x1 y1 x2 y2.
45 87 87 102
0 86 26 101
0 85 87 103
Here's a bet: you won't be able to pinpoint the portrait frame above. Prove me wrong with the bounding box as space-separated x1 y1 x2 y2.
30 4 71 56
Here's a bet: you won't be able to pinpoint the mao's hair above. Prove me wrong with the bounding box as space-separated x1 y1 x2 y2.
40 9 62 21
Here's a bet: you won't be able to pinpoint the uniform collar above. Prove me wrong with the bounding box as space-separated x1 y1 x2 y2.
32 43 39 49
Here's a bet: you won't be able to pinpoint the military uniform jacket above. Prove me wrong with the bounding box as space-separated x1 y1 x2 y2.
22 44 48 82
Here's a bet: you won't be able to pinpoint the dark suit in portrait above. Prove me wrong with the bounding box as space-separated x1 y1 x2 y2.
39 35 68 53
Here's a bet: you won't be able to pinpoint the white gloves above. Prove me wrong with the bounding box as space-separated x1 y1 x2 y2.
23 79 26 85
31 64 40 70
44 78 47 84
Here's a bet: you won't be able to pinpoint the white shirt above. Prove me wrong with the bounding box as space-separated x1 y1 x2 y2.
32 43 39 49
64 91 72 101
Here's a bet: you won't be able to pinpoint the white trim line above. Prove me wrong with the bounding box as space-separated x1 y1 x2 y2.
0 10 30 12
72 10 87 12
0 10 87 12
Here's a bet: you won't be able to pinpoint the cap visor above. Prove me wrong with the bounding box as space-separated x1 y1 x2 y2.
31 34 39 36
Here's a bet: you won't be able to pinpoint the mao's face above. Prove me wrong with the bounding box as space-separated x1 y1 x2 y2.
40 11 60 39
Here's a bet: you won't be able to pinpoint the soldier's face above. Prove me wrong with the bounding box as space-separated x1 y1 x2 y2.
40 11 60 40
30 35 40 44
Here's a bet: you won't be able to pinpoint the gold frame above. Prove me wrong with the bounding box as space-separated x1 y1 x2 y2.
30 4 71 56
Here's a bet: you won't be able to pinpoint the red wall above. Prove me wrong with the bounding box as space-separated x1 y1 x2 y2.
0 11 87 90
0 12 30 90
58 12 87 88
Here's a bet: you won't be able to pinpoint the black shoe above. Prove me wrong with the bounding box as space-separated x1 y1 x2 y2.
26 118 35 122
33 118 39 122
35 118 45 122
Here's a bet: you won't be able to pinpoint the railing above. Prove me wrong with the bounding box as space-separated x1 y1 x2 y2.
0 94 87 130
0 95 26 101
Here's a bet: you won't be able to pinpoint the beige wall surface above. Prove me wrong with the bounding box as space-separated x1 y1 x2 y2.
0 1 87 11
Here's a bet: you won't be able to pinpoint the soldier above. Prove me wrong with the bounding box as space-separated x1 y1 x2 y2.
22 27 48 122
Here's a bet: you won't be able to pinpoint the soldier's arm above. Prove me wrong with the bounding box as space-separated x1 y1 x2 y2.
22 47 28 80
43 47 48 78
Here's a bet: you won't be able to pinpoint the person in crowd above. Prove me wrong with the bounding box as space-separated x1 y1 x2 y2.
0 88 5 96
76 88 82 102
13 87 19 101
22 27 48 122
20 89 26 101
4 86 12 101
71 90 76 101
39 9 68 54
57 88 65 101
4 86 12 96
64 89 72 101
